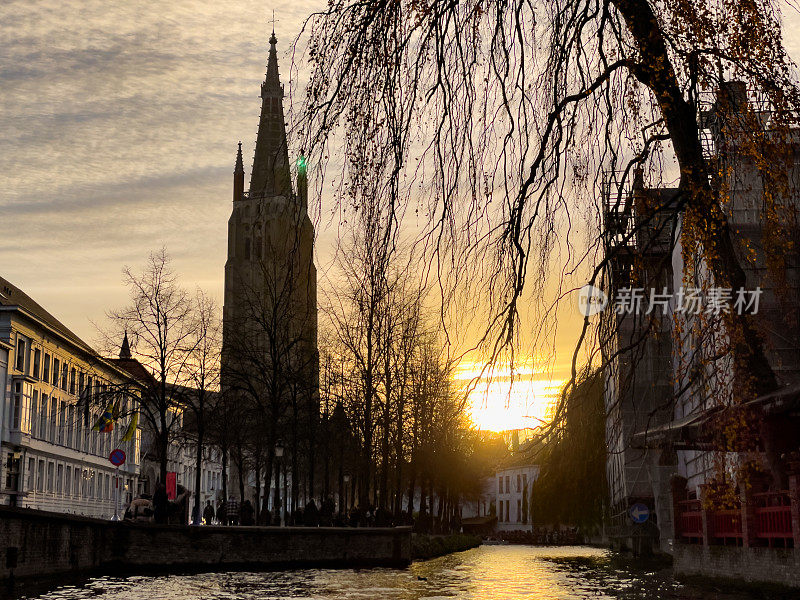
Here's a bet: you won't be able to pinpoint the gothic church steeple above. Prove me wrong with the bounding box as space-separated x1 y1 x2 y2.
249 32 291 197
233 141 244 202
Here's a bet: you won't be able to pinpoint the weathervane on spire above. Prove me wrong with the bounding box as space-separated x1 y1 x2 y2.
271 10 279 35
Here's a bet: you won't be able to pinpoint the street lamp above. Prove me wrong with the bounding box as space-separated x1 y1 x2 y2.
274 441 284 526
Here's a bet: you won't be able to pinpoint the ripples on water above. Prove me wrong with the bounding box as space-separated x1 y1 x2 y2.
11 545 782 600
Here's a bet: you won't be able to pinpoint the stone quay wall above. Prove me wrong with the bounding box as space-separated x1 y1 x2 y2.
0 506 411 582
674 544 800 588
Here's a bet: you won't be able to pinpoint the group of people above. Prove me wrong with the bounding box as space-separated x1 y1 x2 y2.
496 527 583 545
122 482 191 525
124 490 437 530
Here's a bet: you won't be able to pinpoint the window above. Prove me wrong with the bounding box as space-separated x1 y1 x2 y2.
67 405 75 447
10 382 22 429
498 476 503 494
517 499 522 522
33 349 41 379
70 368 76 395
4 452 21 490
40 396 48 440
61 363 68 391
134 429 141 465
505 476 510 494
47 462 54 493
76 410 84 451
49 399 57 443
27 457 35 491
37 460 44 492
52 358 60 386
56 464 63 494
59 402 66 445
30 390 39 437
516 474 521 493
78 372 85 396
15 337 26 371
73 470 81 497
506 500 510 523
523 473 528 489
498 501 504 522
90 418 97 454
65 466 72 497
43 354 50 381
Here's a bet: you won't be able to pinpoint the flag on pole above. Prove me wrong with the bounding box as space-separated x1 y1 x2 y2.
121 413 139 442
92 402 115 433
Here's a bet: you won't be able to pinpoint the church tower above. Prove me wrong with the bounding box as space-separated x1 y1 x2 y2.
222 31 318 421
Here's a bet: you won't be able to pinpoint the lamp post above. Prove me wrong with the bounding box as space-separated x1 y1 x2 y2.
343 474 351 514
274 441 284 526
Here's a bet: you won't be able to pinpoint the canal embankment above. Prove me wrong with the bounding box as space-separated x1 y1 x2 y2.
411 533 482 560
0 506 411 584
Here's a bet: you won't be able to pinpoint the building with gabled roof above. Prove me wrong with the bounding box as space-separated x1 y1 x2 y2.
0 276 143 518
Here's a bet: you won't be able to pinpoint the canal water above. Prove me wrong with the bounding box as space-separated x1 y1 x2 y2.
10 545 790 599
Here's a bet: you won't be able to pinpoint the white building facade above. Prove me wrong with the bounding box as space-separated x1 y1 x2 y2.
495 464 540 531
0 276 142 518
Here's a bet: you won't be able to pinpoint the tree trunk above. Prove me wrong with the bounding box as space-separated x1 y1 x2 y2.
611 0 777 394
221 446 228 502
406 469 416 516
192 425 204 524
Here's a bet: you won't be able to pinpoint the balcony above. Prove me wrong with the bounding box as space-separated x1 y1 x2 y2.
674 482 798 549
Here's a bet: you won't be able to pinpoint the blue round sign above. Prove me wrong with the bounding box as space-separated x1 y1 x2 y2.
629 503 650 524
109 449 126 466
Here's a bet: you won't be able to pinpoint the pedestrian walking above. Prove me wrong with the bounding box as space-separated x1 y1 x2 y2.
227 495 240 525
202 500 215 525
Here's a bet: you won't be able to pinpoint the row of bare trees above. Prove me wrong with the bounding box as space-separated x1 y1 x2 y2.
99 235 495 528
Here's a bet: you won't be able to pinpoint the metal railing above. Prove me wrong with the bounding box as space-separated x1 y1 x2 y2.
754 491 793 546
676 499 703 543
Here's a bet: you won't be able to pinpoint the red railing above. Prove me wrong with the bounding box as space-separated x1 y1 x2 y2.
709 508 743 544
677 499 703 542
754 491 793 546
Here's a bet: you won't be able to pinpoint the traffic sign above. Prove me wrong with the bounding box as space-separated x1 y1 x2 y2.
629 503 650 524
109 449 126 466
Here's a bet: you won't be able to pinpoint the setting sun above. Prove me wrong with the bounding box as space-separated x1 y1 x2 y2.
454 362 564 432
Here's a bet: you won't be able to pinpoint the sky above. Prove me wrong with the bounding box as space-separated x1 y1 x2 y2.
3 0 800 432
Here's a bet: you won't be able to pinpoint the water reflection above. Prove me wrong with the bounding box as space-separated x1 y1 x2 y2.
11 545 786 600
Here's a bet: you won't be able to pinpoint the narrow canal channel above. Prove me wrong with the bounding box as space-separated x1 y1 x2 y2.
10 546 790 599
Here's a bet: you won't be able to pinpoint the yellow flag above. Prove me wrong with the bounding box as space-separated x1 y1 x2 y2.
121 413 139 442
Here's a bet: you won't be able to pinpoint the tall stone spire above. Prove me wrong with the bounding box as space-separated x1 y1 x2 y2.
234 141 244 202
249 31 291 197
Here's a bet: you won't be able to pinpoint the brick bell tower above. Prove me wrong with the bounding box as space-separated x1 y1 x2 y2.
222 29 319 427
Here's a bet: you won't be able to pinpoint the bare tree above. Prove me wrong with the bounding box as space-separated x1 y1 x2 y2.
107 248 196 486
223 231 317 520
298 0 800 485
179 290 222 524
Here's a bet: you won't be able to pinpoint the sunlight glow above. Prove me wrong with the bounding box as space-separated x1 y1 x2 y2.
454 362 563 432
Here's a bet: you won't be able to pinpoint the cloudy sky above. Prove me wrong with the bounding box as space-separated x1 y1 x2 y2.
1 0 322 337
3 0 800 430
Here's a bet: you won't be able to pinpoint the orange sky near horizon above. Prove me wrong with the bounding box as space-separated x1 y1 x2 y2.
453 361 565 433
